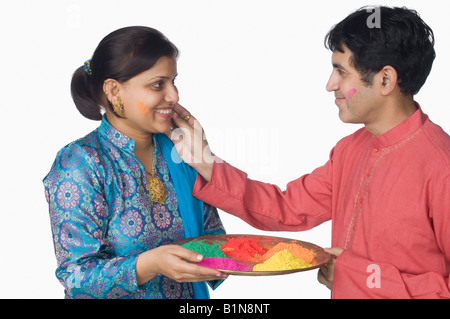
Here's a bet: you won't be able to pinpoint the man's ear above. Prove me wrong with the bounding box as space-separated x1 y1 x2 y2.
377 65 398 96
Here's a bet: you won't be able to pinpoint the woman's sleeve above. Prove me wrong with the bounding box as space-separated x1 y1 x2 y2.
203 203 226 236
201 203 226 290
43 144 141 298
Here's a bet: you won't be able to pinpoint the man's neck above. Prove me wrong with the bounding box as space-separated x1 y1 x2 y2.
365 98 418 137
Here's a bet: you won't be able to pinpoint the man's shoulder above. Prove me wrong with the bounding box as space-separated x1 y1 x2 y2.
422 119 450 169
334 127 370 150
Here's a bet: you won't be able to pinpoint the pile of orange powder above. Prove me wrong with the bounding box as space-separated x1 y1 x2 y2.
253 242 314 271
220 238 314 271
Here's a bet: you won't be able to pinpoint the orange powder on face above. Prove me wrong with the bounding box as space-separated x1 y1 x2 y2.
221 238 267 261
262 242 314 264
137 101 149 115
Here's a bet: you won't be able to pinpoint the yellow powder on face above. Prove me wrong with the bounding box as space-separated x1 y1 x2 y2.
253 249 312 271
262 242 315 264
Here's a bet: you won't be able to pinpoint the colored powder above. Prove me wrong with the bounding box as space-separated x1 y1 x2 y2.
253 249 312 271
196 257 252 271
181 240 226 258
221 237 267 260
263 242 315 264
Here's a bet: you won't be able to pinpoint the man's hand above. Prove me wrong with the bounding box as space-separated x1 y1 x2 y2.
165 103 215 181
317 247 344 290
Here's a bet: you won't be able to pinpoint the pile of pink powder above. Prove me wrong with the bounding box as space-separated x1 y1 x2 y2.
196 257 252 271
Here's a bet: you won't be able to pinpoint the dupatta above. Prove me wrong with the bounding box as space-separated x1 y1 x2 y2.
155 134 210 299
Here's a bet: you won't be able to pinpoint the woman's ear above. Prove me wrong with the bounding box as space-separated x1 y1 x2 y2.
378 65 398 96
103 79 121 105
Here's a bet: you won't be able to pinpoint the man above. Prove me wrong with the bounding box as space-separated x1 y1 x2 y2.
168 6 450 298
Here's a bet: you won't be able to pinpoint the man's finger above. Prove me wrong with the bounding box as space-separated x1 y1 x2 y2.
317 268 333 290
173 103 193 121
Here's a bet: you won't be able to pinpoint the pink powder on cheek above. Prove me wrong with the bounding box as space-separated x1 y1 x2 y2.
347 88 357 99
196 257 252 271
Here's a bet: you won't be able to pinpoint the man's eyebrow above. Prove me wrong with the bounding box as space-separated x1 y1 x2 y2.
332 63 346 70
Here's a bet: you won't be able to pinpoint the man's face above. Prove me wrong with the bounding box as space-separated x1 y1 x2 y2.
326 45 382 126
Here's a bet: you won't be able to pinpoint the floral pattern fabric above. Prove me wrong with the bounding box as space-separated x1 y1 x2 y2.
43 117 225 299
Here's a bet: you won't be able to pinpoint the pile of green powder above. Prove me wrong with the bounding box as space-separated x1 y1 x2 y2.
181 240 226 258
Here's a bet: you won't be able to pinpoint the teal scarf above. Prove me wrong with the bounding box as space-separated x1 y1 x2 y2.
155 134 209 299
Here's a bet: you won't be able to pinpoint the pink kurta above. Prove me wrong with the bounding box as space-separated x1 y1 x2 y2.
193 107 450 298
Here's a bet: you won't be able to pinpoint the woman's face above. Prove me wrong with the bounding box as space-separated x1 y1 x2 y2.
115 55 179 135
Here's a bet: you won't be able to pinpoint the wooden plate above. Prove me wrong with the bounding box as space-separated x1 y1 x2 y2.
174 234 331 276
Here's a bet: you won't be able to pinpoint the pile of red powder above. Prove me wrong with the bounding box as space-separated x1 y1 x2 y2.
221 237 267 261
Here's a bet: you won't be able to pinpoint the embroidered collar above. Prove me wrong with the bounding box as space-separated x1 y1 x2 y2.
97 116 136 153
372 105 428 149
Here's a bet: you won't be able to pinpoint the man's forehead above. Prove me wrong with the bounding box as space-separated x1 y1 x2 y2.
331 46 353 69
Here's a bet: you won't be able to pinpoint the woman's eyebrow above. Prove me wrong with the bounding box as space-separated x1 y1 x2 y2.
148 73 178 81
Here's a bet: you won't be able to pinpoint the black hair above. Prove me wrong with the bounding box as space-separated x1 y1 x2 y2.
325 6 435 96
71 26 179 120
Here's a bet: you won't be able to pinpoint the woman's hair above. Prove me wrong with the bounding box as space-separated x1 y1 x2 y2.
325 6 435 96
71 26 179 120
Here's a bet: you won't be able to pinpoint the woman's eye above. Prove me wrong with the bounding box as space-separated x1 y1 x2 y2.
149 78 176 90
151 81 163 89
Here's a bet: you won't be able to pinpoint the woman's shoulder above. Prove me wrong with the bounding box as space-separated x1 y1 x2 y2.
53 128 103 169
43 129 104 190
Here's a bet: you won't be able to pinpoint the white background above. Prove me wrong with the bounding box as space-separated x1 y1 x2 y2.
0 0 448 299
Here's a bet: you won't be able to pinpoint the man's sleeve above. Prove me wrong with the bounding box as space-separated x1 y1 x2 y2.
193 155 334 232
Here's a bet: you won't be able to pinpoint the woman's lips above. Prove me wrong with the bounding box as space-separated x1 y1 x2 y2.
154 108 173 119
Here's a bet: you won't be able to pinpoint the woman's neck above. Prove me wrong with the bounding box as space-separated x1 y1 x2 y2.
105 112 154 159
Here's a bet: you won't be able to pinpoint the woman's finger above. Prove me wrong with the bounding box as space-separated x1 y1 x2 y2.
170 245 204 263
167 246 226 281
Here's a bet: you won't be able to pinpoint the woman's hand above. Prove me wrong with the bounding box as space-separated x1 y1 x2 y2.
164 103 215 181
136 245 226 285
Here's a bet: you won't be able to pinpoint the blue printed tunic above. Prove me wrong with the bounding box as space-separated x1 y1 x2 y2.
43 117 225 299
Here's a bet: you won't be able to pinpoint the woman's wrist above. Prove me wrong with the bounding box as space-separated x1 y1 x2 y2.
136 250 158 286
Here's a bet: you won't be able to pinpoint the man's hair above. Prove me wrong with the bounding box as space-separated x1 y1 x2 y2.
325 6 435 96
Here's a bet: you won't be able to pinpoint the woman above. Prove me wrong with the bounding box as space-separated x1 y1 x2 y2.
43 26 226 299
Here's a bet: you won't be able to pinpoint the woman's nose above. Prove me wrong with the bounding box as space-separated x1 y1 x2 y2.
165 84 179 104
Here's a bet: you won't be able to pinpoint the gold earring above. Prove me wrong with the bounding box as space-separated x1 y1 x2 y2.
113 98 125 116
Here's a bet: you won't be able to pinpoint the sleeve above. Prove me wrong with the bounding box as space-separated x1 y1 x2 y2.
203 203 226 236
333 174 450 299
201 203 226 290
43 144 141 299
193 156 333 232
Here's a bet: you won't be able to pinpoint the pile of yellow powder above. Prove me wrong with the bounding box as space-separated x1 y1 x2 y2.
253 249 312 271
